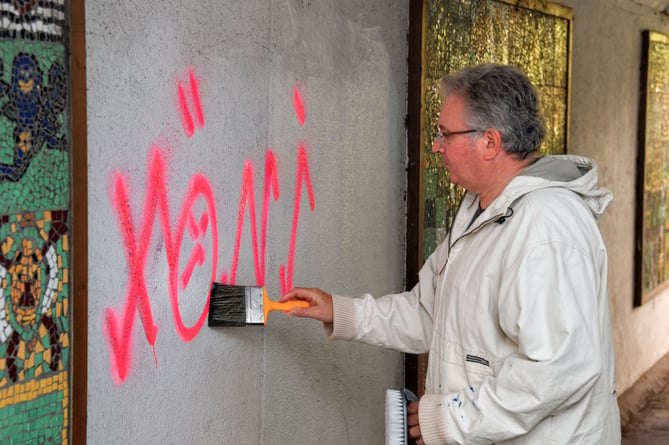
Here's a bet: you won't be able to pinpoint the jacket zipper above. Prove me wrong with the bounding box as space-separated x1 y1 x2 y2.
440 209 512 276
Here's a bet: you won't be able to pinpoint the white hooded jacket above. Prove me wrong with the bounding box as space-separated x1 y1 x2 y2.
327 155 621 444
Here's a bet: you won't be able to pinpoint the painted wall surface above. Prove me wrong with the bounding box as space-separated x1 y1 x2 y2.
85 0 669 443
86 1 407 444
556 0 669 394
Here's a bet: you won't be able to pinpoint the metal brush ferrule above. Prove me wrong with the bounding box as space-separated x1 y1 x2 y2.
246 286 264 324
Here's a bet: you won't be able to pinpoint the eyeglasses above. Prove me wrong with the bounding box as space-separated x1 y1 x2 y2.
433 129 480 145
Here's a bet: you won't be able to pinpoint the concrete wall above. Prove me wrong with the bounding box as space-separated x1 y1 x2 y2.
557 0 669 394
86 1 407 443
85 0 669 442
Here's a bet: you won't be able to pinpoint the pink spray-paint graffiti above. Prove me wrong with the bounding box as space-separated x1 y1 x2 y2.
102 71 315 384
178 69 205 138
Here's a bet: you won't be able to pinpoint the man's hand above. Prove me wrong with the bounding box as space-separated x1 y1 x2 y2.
407 401 424 445
280 287 334 323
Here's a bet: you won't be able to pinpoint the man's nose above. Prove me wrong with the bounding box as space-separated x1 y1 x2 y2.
431 139 442 153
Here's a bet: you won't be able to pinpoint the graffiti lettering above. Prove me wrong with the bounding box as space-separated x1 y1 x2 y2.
177 70 205 138
103 77 314 384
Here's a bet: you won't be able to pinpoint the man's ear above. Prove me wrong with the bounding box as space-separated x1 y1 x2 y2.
481 128 502 161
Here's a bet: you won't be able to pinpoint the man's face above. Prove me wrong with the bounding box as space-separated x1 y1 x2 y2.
431 94 483 189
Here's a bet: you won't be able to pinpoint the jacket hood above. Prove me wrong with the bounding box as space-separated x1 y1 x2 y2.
468 155 613 219
491 155 613 220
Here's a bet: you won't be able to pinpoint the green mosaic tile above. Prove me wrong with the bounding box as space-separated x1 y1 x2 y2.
424 168 437 200
0 39 70 214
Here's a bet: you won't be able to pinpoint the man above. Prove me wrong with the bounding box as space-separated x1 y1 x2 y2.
280 64 621 444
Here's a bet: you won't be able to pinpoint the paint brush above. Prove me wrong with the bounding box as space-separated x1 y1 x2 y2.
208 283 310 326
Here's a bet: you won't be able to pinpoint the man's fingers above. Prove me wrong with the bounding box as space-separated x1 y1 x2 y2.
280 287 333 322
280 287 320 304
406 402 422 443
289 306 313 318
279 289 303 303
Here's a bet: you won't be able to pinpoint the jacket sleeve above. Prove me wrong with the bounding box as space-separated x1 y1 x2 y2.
324 239 448 354
419 241 607 444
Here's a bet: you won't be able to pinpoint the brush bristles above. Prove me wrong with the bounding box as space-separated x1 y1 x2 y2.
208 283 247 327
385 389 407 445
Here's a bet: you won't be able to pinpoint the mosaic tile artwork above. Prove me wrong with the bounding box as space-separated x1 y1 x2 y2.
638 31 669 303
421 0 572 261
0 0 71 443
0 41 69 215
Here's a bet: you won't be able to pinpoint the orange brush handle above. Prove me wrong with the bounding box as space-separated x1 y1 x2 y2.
262 288 310 324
